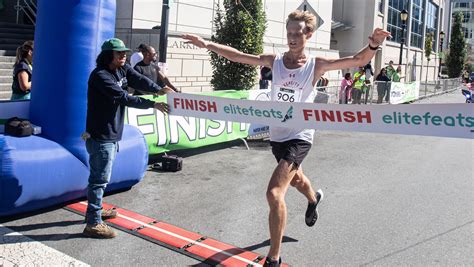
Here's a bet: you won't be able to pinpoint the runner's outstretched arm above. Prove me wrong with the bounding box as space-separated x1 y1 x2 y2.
182 34 275 68
316 28 390 77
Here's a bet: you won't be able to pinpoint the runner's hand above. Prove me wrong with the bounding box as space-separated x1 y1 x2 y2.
153 102 169 114
182 34 208 48
368 28 391 47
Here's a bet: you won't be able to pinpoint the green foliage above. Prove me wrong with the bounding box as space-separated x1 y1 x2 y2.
210 0 266 90
445 12 467 78
424 33 433 61
465 63 473 73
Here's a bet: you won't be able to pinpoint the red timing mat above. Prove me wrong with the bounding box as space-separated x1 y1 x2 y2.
65 202 288 267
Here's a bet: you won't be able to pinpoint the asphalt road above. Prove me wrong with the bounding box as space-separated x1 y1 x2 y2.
1 90 473 266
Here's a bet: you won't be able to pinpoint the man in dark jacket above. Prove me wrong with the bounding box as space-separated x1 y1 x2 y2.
83 38 173 238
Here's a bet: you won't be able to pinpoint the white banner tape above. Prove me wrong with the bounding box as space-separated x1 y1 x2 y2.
168 93 473 139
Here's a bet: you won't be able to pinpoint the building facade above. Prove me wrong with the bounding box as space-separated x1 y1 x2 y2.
115 0 340 92
332 0 447 82
445 0 474 66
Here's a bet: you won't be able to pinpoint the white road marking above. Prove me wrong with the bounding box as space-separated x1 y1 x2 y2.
0 224 89 266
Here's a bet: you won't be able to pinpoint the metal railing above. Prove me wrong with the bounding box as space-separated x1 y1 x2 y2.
318 78 463 104
15 0 36 25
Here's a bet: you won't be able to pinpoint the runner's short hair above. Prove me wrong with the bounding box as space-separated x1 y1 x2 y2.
286 10 316 33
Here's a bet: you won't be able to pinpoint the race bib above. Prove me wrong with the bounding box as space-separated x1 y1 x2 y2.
273 86 301 103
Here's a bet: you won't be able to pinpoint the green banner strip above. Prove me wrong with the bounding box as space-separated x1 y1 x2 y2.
125 90 251 154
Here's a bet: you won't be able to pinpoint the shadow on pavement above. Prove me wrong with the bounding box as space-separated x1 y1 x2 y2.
6 219 84 232
242 236 298 251
1 220 85 244
189 236 298 267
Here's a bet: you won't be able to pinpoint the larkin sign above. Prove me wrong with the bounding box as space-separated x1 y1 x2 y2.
168 40 199 50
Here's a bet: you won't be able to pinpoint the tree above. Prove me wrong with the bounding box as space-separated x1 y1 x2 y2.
465 63 473 73
445 12 467 78
424 32 433 83
210 0 266 90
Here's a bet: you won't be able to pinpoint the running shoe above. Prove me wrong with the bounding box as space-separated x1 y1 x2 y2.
305 189 324 227
263 257 281 267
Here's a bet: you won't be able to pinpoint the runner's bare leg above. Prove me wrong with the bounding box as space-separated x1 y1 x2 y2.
266 160 298 260
291 168 317 203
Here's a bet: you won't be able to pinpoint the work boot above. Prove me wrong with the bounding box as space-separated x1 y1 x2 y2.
101 208 118 220
83 223 117 239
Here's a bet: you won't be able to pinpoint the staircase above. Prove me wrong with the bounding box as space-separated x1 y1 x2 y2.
0 56 15 100
0 22 35 100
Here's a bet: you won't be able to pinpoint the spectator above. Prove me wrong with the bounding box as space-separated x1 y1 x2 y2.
386 60 396 81
11 41 34 100
362 62 374 104
83 38 174 239
130 44 146 68
133 44 179 94
375 68 391 103
339 73 352 104
259 66 272 89
364 61 374 81
362 79 371 104
392 66 402 82
462 70 470 83
316 76 328 92
352 67 365 104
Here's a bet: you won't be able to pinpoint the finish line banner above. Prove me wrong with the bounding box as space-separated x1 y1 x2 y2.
168 93 473 139
126 91 249 155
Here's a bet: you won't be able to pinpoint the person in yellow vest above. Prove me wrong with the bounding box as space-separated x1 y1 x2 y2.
352 67 365 104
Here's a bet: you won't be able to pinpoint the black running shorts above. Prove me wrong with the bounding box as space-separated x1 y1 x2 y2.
270 139 312 168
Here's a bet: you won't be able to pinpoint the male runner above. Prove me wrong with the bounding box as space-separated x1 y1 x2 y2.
183 10 390 266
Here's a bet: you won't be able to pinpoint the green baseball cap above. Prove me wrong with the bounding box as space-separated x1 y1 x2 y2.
101 38 130 51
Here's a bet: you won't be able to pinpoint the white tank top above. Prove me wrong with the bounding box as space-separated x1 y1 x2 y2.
270 54 316 143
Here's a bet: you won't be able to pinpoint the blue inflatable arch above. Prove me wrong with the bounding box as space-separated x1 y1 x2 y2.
0 0 148 216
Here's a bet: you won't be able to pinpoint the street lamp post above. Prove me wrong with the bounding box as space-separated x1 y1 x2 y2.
438 31 445 77
159 0 170 64
399 10 408 65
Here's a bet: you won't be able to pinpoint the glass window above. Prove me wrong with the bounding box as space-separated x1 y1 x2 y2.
410 0 425 48
426 2 438 51
463 27 473 39
387 0 408 43
462 11 472 23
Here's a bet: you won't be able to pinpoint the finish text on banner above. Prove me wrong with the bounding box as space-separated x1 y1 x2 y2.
169 93 473 139
125 91 249 154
